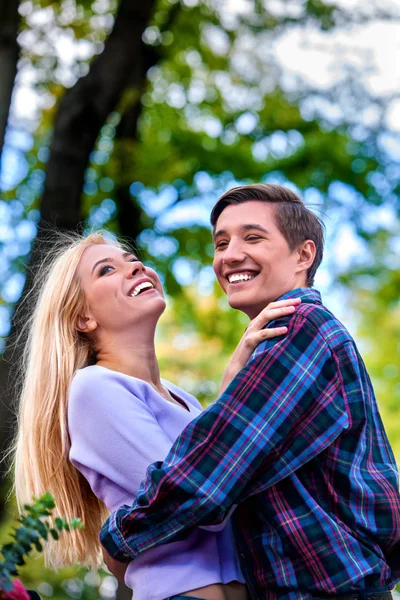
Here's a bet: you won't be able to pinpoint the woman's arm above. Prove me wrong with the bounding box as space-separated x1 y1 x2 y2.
219 297 300 393
102 548 129 583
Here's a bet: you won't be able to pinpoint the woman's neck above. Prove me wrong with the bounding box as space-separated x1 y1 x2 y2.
95 333 162 389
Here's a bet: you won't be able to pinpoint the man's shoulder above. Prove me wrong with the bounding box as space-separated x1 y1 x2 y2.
296 301 354 350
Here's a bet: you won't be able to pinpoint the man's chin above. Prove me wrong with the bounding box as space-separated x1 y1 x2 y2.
227 296 254 318
227 294 275 320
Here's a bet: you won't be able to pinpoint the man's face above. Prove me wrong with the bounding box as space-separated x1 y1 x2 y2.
213 201 307 319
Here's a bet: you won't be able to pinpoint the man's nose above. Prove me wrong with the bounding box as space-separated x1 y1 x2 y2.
222 241 245 264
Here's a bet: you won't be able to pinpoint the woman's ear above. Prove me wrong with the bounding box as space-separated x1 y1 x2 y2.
76 314 98 334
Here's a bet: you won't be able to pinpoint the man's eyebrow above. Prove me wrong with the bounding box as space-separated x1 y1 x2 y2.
91 252 137 274
213 224 269 239
213 228 227 240
241 224 269 234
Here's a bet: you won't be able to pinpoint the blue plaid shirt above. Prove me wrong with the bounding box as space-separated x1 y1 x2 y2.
100 289 400 600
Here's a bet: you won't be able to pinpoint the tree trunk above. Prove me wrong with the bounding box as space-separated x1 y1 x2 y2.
114 101 147 243
0 0 20 167
40 0 156 227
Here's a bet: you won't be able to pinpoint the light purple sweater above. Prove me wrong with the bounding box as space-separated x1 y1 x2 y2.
68 365 244 600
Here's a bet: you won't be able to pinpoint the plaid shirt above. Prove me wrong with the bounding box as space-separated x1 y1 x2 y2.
100 289 400 600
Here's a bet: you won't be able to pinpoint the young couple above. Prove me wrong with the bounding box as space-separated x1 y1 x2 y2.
14 184 400 600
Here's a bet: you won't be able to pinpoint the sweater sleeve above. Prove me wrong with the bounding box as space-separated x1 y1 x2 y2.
68 368 174 508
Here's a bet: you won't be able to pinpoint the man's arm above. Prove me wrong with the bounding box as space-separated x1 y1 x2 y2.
100 310 349 561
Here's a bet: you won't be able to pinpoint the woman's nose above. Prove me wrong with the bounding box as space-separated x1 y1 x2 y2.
126 261 146 278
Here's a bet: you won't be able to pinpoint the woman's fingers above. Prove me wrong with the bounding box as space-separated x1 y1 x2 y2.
251 303 298 331
244 326 288 350
262 326 288 338
266 297 301 310
256 326 288 343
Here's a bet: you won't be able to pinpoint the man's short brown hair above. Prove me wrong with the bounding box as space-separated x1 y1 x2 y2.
210 184 325 287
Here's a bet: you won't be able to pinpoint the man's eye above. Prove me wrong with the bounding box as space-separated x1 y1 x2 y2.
215 241 228 249
247 235 261 241
99 265 113 276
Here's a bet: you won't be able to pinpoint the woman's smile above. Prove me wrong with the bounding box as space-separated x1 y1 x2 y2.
128 278 156 297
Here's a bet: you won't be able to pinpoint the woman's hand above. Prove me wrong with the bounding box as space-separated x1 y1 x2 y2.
219 298 301 394
102 547 129 584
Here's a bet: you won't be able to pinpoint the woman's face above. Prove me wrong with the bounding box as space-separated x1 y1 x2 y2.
76 244 166 336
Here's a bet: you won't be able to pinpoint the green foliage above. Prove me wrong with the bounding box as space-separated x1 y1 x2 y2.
339 234 400 465
0 494 83 593
1 0 400 592
6 0 394 302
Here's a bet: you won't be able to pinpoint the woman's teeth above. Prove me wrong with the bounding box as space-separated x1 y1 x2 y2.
228 273 256 283
130 281 154 297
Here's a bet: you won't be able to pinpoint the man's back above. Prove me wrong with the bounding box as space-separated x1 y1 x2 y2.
237 289 400 599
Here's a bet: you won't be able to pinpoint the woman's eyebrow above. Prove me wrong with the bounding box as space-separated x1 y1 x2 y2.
91 253 137 274
91 257 115 274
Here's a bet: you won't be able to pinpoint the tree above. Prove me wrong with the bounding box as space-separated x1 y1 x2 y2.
0 0 20 165
339 228 400 464
0 0 400 594
1 0 399 502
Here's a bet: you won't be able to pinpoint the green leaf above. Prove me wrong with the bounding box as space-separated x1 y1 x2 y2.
71 518 84 530
50 528 59 540
39 492 56 509
0 574 14 591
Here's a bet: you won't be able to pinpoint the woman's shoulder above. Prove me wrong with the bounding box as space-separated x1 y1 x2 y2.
69 365 145 411
71 365 141 391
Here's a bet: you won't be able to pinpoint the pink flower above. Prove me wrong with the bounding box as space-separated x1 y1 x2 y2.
0 579 30 600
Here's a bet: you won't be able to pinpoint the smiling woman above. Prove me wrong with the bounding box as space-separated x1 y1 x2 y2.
11 229 298 600
74 244 167 361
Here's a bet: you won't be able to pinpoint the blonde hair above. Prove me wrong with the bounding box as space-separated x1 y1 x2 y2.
13 230 128 569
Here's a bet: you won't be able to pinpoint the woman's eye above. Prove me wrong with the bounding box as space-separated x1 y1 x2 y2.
99 265 113 276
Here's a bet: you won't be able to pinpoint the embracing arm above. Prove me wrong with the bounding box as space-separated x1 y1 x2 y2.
100 311 349 561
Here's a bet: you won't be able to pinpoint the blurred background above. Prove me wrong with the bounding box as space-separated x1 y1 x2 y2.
0 0 399 597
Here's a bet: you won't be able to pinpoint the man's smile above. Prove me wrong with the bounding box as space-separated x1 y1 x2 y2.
225 270 259 285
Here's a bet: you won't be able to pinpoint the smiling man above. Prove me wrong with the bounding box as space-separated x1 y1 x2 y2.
100 184 400 600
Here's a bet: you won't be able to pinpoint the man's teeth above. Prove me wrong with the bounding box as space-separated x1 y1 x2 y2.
130 281 154 297
228 273 256 283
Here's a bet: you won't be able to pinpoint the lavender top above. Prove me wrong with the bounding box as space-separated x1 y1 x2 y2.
68 365 244 600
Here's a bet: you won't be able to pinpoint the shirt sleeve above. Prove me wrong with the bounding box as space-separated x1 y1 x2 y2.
100 310 350 561
68 369 174 508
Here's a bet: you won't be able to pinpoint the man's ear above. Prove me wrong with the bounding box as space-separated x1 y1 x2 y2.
76 313 98 334
296 240 316 274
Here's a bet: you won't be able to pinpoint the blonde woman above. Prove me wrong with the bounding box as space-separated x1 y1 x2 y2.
13 231 298 600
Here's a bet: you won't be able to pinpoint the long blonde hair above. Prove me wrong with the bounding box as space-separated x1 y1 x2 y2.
13 230 127 568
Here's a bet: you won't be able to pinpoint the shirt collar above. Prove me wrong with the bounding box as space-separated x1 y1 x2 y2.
277 288 322 305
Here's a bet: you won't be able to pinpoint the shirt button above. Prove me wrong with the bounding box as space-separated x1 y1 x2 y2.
240 553 245 558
